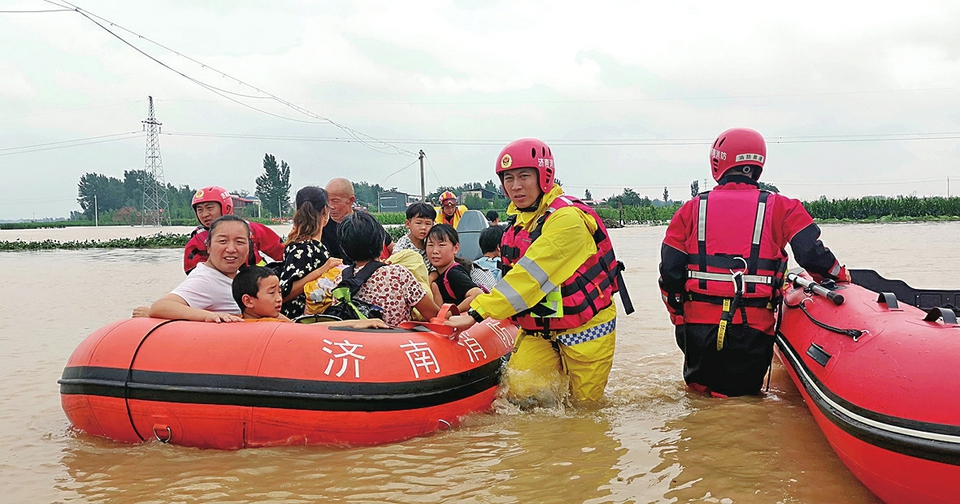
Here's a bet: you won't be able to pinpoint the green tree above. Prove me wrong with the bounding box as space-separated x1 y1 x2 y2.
483 179 504 197
585 188 593 200
122 169 152 209
354 181 386 210
663 186 670 203
620 188 644 206
255 154 291 217
759 181 779 193
462 194 490 210
77 173 124 219
690 180 699 197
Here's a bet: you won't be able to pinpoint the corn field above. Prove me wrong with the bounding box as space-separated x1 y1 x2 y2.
802 196 960 221
595 204 682 225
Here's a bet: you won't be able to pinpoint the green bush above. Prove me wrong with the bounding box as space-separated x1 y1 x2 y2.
0 232 190 251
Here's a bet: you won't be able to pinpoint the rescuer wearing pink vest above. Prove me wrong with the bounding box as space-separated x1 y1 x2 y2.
446 138 633 406
659 128 851 397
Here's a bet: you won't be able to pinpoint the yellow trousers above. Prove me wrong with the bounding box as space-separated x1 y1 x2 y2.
503 330 616 404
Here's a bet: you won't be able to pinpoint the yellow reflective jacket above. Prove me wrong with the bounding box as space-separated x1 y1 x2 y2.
471 186 616 334
434 205 468 229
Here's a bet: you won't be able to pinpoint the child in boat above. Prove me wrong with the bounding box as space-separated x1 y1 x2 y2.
233 266 289 321
233 265 387 328
426 224 487 313
474 224 505 283
338 211 441 326
393 201 436 275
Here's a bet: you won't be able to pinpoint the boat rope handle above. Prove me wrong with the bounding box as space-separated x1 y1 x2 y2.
785 298 865 341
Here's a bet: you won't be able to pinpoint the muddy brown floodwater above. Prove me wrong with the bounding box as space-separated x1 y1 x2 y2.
3 221 955 502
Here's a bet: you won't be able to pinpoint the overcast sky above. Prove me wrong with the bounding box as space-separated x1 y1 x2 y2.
3 0 960 220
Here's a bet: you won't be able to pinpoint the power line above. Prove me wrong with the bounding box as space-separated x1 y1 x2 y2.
313 86 960 107
0 8 72 13
43 0 417 157
157 129 960 146
7 99 145 120
0 131 141 156
378 159 420 185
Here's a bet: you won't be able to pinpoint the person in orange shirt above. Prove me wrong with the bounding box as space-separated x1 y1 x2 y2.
233 265 386 328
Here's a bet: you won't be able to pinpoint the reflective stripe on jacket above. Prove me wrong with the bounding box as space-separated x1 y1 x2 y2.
494 190 623 332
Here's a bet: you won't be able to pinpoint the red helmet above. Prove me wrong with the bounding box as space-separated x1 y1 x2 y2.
439 191 457 204
710 128 766 182
496 138 555 193
192 186 233 215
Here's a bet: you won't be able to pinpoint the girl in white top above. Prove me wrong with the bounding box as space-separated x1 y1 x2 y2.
148 215 250 323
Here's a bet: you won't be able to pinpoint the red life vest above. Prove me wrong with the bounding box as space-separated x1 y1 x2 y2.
684 190 786 312
500 195 625 332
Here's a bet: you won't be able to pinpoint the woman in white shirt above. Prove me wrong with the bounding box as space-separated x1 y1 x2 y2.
148 215 250 323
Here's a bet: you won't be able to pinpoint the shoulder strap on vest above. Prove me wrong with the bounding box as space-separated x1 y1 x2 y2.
529 195 589 243
746 191 770 294
695 192 710 289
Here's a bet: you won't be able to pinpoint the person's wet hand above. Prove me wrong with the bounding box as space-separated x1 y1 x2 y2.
203 312 244 323
351 319 388 329
444 314 477 331
836 266 852 283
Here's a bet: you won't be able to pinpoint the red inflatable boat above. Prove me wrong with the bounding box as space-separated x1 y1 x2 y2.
776 269 960 504
60 317 516 449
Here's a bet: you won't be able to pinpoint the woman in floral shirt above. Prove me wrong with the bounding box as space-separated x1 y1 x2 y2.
279 186 342 318
339 211 442 326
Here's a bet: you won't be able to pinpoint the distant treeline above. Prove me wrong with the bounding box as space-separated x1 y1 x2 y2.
6 196 960 250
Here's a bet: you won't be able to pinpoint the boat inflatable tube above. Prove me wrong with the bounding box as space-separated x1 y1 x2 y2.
777 270 960 504
59 318 517 449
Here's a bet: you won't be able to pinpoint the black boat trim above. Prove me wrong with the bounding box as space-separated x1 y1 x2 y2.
59 358 504 412
776 332 960 466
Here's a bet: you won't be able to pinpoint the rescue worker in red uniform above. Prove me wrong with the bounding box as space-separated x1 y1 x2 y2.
659 128 850 397
447 138 632 405
183 186 285 274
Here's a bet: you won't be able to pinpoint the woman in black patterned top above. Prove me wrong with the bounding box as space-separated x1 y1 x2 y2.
279 186 343 318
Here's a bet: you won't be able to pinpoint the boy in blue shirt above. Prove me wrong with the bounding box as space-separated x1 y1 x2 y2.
474 225 505 283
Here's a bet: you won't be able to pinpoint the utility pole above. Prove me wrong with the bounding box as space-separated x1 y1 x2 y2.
948 177 951 198
142 96 169 226
419 149 426 201
94 194 98 227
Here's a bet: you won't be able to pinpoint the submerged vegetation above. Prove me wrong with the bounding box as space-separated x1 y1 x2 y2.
0 233 190 251
5 195 960 250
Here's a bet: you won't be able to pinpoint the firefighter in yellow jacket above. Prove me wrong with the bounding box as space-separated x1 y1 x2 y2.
435 191 468 229
446 138 632 405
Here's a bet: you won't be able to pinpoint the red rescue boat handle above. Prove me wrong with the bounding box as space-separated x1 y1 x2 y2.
398 304 459 338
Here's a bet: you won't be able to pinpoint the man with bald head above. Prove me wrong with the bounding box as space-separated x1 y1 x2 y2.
321 177 356 262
